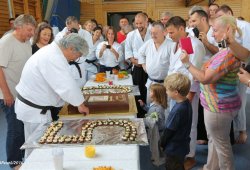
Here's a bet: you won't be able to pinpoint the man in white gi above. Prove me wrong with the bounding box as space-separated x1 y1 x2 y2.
54 16 90 87
166 16 205 170
125 12 151 117
138 22 172 104
160 11 173 28
55 16 85 42
15 33 89 157
0 14 36 170
216 4 250 144
84 26 103 81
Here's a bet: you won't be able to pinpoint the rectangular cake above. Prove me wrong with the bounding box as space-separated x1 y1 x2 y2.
68 93 129 114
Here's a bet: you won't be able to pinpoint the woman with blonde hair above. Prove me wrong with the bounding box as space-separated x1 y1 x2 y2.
181 15 242 170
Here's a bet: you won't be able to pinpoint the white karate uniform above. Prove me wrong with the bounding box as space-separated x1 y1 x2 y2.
138 38 172 103
54 28 88 87
15 42 84 124
54 27 88 43
15 42 85 158
83 30 102 81
96 41 123 67
234 19 250 133
125 28 152 61
69 56 87 88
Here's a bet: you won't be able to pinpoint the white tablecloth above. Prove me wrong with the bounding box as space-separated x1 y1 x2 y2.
85 74 133 87
20 145 140 170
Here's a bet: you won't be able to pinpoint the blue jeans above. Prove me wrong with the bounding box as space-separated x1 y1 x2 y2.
0 100 24 168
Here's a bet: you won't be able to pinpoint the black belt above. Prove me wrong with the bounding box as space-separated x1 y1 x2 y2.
17 93 61 115
148 77 164 83
85 59 97 64
85 59 98 69
69 61 82 78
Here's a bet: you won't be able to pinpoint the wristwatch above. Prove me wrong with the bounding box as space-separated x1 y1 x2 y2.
184 63 191 69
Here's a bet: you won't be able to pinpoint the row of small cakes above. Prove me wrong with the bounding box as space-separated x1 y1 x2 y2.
81 119 137 141
39 121 63 144
82 85 132 94
39 119 138 144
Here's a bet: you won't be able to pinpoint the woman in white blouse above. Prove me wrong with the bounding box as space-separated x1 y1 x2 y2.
96 26 123 72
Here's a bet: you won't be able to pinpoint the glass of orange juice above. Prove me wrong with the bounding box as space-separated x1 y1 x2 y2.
85 145 96 158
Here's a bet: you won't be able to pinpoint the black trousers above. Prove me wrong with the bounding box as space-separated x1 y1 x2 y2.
131 66 148 118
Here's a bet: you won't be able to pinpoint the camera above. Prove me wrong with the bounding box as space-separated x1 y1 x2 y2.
69 28 78 33
218 39 227 48
106 45 111 49
192 27 200 39
242 63 250 73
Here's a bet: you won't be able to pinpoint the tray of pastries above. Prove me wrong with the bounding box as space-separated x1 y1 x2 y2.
82 85 132 95
21 118 148 149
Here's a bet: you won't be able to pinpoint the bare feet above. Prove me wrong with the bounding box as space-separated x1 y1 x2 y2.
236 131 247 144
184 157 196 170
196 140 208 145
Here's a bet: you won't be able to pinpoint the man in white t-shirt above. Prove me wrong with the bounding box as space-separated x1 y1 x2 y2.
0 14 36 170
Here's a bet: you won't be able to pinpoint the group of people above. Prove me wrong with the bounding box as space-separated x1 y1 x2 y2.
0 2 250 170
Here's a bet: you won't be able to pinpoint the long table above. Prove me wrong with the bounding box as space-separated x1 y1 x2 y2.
20 74 141 170
84 74 133 87
20 145 140 170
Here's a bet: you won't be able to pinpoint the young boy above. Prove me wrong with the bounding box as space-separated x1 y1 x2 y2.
160 73 192 170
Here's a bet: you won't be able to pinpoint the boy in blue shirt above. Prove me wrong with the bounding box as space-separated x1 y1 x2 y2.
160 73 192 170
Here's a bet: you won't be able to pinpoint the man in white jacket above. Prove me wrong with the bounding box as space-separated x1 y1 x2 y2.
15 33 89 157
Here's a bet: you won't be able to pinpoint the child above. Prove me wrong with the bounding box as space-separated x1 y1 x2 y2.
160 73 192 170
139 83 168 166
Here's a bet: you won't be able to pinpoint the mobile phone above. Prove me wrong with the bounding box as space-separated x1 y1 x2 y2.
70 28 78 33
106 45 111 49
192 27 200 39
218 39 227 48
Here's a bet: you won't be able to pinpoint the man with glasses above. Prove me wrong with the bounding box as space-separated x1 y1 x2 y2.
14 33 90 158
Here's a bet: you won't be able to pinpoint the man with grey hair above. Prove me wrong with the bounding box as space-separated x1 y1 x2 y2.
138 22 172 104
0 14 36 170
160 11 173 27
138 21 172 165
15 33 89 157
188 5 206 16
54 16 85 42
